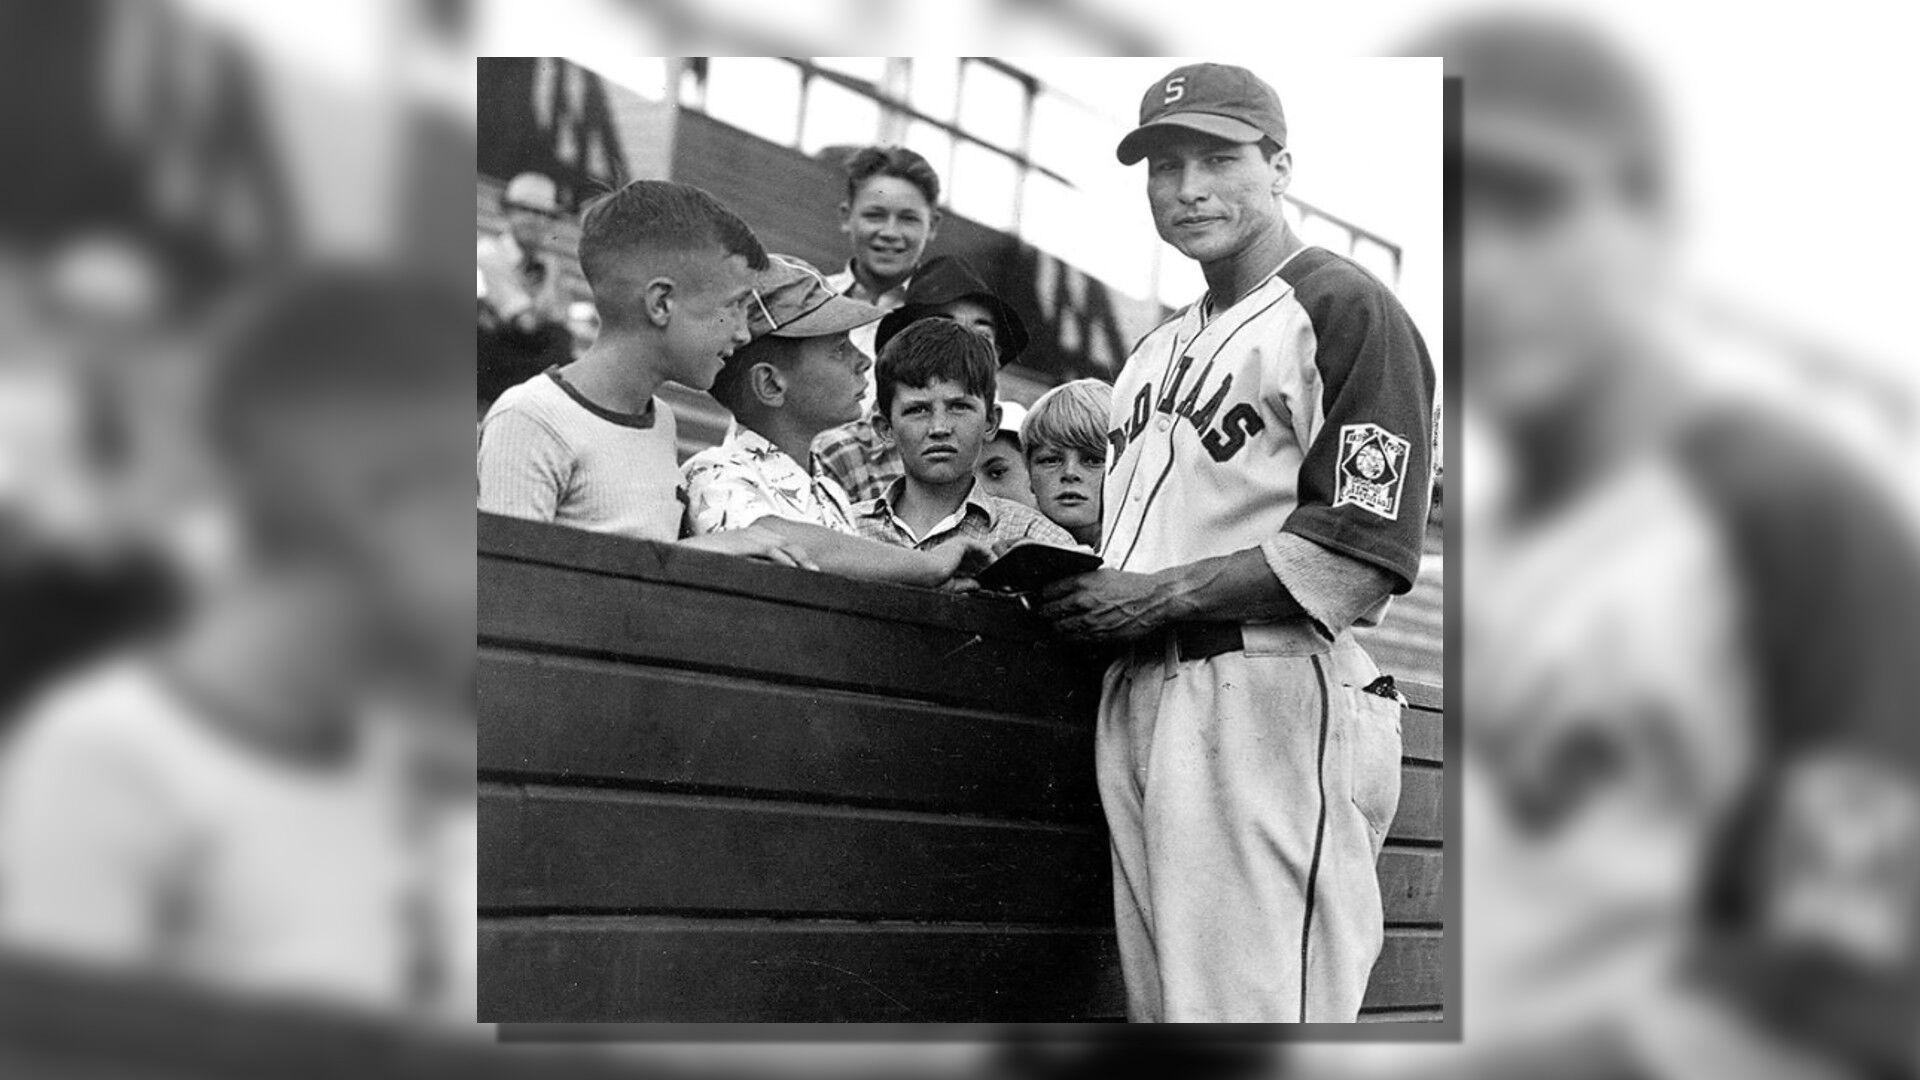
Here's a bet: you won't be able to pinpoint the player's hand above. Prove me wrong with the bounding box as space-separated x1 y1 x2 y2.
1038 569 1180 641
682 524 820 571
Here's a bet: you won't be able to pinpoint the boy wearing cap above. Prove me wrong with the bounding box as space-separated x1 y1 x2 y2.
1021 379 1114 550
854 320 1073 556
1039 64 1435 1022
682 255 990 587
974 400 1037 510
817 256 1032 504
478 181 811 568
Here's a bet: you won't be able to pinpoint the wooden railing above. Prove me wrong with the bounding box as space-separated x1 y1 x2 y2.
478 513 1445 1023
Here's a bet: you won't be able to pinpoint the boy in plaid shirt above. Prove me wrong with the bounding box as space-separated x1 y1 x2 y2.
853 319 1072 554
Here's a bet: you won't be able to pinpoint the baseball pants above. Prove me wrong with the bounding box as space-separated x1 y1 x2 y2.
1095 632 1403 1022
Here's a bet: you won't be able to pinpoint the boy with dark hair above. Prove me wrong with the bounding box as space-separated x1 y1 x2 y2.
819 255 1033 503
477 180 806 566
974 400 1037 510
854 319 1073 553
682 255 989 587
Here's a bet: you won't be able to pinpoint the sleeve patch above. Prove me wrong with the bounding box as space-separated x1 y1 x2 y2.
1334 423 1412 520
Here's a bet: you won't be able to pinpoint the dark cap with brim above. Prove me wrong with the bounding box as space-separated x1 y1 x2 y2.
1115 63 1287 165
872 255 1029 367
1116 113 1269 165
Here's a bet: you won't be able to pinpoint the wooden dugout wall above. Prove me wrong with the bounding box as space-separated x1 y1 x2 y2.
477 513 1444 1023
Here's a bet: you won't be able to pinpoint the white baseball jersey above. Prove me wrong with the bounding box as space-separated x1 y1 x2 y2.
1101 245 1434 593
1092 245 1435 1021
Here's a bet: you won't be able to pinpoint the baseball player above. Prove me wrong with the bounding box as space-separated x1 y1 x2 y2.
1040 63 1435 1022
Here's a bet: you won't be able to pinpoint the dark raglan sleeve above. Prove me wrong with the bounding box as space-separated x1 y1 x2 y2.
1679 406 1920 1078
1278 257 1437 594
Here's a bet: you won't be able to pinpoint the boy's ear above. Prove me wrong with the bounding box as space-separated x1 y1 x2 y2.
986 401 1003 434
926 208 942 245
837 201 853 238
748 362 786 407
870 408 893 443
642 277 675 328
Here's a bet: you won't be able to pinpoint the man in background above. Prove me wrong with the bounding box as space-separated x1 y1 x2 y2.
477 171 575 410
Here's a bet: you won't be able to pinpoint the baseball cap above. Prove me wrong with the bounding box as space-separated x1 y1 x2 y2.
504 172 560 214
1115 63 1287 165
747 254 885 341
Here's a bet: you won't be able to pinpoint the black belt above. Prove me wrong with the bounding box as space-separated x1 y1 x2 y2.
1163 621 1244 662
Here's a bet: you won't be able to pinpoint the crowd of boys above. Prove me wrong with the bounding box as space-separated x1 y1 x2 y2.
476 177 1113 585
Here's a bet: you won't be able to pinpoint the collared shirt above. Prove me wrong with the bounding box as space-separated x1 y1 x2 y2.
476 232 567 325
854 476 1075 552
816 262 914 502
680 427 858 536
812 417 903 506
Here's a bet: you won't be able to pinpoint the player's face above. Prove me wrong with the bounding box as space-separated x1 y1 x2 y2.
784 331 872 432
663 250 754 391
1027 443 1105 541
841 177 937 288
974 435 1034 507
1464 108 1670 424
1145 135 1287 267
878 378 994 488
934 298 1001 359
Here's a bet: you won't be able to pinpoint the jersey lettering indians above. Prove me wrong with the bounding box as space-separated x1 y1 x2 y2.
1101 246 1435 588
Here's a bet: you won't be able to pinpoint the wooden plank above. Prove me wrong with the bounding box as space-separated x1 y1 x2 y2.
480 787 1112 925
1360 929 1444 1011
479 651 1101 822
1401 709 1443 766
480 557 1099 717
479 917 1125 1023
1377 846 1443 926
481 513 1062 641
1400 679 1444 712
1388 765 1444 844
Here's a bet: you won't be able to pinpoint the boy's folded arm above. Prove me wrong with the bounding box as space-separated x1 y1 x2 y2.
678 468 778 537
748 518 982 588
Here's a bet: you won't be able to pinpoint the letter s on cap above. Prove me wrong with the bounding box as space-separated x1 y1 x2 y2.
1163 76 1186 105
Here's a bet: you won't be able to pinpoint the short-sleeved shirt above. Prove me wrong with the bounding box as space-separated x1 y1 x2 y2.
476 367 681 541
680 428 858 536
0 657 464 1014
812 417 904 505
854 476 1075 552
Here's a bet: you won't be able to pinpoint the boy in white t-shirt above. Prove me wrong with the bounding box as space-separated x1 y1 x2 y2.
0 270 477 1022
476 180 811 568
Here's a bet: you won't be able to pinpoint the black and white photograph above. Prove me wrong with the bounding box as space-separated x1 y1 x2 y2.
4 0 1917 1075
475 55 1448 1025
